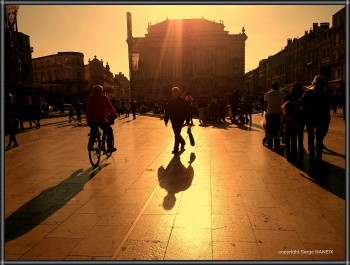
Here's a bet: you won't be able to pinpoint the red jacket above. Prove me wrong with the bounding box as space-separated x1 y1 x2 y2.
86 92 117 123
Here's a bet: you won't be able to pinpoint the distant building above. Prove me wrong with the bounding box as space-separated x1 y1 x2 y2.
245 7 345 95
126 12 248 100
114 72 131 99
85 56 114 98
32 52 87 103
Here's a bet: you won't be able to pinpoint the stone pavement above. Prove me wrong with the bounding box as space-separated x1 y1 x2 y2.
3 111 346 261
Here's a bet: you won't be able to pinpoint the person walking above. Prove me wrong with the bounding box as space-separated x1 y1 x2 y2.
75 100 82 123
197 95 206 124
131 98 137 119
5 93 19 149
283 81 305 153
229 90 239 123
68 105 76 122
124 100 130 118
243 90 253 123
185 93 194 125
26 98 37 128
264 82 286 150
33 102 42 128
164 87 190 154
298 75 331 162
279 101 299 162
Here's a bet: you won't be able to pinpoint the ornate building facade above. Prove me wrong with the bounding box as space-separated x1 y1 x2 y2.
114 72 131 99
127 13 248 100
32 52 87 103
84 56 114 98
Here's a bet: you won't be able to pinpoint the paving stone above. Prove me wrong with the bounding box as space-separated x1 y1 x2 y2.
115 239 167 260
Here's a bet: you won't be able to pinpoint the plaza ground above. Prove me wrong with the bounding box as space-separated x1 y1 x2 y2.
4 110 346 261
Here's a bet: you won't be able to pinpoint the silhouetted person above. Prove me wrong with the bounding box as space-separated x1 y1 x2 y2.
197 95 207 123
229 90 239 123
75 100 82 123
264 82 285 150
5 93 19 148
243 90 253 123
298 75 331 162
185 93 194 125
279 101 299 162
283 81 305 152
131 98 137 119
124 101 130 118
218 97 226 122
68 106 76 122
164 87 190 154
26 98 37 128
87 85 117 153
33 102 42 128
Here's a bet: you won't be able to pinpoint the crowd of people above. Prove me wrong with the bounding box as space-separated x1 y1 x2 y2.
5 74 343 167
264 75 333 164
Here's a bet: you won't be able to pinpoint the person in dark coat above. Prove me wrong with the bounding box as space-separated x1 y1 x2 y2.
5 93 19 148
75 100 82 123
298 75 331 162
164 87 190 154
131 98 137 119
283 81 305 152
229 90 239 123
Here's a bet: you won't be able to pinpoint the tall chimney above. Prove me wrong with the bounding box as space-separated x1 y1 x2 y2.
127 12 133 39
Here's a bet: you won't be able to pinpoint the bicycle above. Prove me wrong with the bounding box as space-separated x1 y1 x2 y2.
88 129 114 168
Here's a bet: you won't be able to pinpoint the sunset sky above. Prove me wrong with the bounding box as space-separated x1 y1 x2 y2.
17 5 344 79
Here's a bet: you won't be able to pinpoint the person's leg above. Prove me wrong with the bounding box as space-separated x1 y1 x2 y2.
87 122 98 150
315 120 327 161
172 122 184 152
291 132 297 162
298 120 305 152
271 114 281 149
100 123 115 151
305 120 315 161
284 133 291 161
249 109 252 123
265 114 273 147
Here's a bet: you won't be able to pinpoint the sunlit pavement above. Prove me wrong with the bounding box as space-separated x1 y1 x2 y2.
4 111 346 261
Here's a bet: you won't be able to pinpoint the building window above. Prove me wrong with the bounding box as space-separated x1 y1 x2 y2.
204 49 215 74
77 72 81 81
182 50 194 77
67 86 72 93
65 57 69 64
77 86 83 93
160 51 173 78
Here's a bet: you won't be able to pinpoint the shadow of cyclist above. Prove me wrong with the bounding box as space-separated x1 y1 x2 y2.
158 152 196 210
5 161 109 242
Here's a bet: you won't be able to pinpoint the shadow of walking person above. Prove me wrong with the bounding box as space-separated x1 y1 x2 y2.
5 161 110 242
158 152 196 210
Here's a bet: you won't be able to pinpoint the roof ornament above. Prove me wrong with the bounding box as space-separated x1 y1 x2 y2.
242 27 245 34
94 55 97 59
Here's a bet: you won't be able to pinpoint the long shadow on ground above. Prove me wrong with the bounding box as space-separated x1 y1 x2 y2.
5 161 110 242
270 147 345 200
158 151 196 210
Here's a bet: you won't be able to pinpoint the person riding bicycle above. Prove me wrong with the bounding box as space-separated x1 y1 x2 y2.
87 85 117 153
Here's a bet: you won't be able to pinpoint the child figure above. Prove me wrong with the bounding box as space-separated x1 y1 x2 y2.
279 101 299 162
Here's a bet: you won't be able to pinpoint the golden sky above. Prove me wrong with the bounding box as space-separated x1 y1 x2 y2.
17 5 344 79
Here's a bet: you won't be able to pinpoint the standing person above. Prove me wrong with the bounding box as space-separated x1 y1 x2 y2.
116 99 122 117
68 105 76 122
218 97 226 122
75 100 82 123
229 90 239 123
264 82 286 150
33 102 42 128
87 85 117 153
5 93 19 148
185 93 194 125
164 87 190 154
298 75 331 162
279 101 299 162
26 97 37 129
197 95 206 124
209 96 218 122
131 98 137 120
243 90 253 123
124 100 130 118
283 81 305 152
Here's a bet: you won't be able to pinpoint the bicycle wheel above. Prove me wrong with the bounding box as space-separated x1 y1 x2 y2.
89 135 101 167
